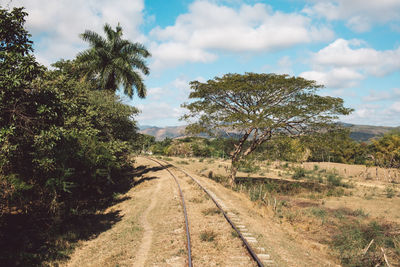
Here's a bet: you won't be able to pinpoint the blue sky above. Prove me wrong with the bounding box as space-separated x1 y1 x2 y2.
3 0 400 127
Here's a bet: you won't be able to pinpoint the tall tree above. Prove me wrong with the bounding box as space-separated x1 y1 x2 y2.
78 23 150 98
182 73 353 185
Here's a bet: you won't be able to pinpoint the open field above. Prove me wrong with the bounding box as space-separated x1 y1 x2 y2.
160 156 400 266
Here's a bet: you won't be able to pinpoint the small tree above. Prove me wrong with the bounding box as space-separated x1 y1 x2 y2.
182 73 352 185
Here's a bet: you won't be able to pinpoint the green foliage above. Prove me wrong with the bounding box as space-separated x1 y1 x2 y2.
238 159 261 173
200 230 216 242
182 73 353 182
305 127 370 165
385 186 396 198
292 167 306 180
332 221 398 266
327 173 343 187
0 7 142 265
371 131 400 169
78 23 151 98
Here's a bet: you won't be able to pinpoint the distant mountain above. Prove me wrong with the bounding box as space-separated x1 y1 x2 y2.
346 124 399 142
139 124 399 142
139 125 187 141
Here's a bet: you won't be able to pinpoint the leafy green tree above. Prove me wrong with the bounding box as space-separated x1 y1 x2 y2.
371 131 400 169
182 73 352 185
78 23 151 98
304 127 369 164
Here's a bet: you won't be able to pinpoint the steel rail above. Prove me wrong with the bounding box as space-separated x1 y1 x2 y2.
146 157 193 267
145 157 192 267
155 158 264 267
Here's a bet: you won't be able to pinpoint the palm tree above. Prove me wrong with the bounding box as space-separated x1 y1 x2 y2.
78 23 150 98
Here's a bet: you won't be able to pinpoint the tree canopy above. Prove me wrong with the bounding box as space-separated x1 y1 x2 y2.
1 8 143 264
78 23 151 98
182 73 353 184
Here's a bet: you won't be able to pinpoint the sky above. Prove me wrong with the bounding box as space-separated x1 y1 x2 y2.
2 0 400 127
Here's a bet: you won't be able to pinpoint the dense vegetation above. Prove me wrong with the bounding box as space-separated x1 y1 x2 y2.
0 7 147 265
147 129 400 170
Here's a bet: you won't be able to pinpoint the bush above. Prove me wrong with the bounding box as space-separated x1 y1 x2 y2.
332 221 397 267
200 230 216 242
327 173 342 187
292 167 306 180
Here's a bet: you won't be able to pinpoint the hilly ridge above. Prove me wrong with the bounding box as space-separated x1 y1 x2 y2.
139 124 400 141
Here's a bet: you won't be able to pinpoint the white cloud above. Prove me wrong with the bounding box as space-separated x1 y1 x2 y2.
303 0 400 32
389 102 400 113
300 39 400 88
341 104 400 127
300 67 364 88
276 56 293 75
150 0 334 70
2 0 146 65
312 39 400 76
363 88 400 102
136 102 185 125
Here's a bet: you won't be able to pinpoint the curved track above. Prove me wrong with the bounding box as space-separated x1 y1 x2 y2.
146 157 193 267
146 157 264 267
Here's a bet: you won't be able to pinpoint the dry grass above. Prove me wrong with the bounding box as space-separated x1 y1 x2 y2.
164 156 400 266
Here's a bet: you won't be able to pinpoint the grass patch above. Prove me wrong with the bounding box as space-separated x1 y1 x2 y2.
189 197 203 204
202 208 221 216
177 160 189 165
231 230 239 238
292 167 306 180
200 230 217 242
332 220 399 267
385 186 396 198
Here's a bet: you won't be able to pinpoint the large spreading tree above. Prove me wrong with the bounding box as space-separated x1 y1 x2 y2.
78 23 150 98
182 73 353 185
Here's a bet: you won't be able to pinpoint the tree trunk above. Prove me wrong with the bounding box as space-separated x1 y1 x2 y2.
229 163 238 187
229 154 240 187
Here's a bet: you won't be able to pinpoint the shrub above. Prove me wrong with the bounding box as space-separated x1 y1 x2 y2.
385 186 396 198
200 230 216 242
292 167 306 180
327 173 342 187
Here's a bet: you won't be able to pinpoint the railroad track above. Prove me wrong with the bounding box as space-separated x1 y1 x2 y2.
145 156 272 267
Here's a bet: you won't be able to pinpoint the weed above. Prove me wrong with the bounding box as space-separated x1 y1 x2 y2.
292 167 306 180
313 165 319 171
200 230 216 242
327 173 342 187
332 220 397 267
190 197 203 203
202 208 221 216
176 248 185 256
385 186 396 198
283 162 289 168
231 230 239 238
164 157 173 161
208 173 228 184
327 188 345 197
207 159 215 164
199 158 204 162
112 192 122 200
352 208 369 218
238 161 261 173
310 207 327 219
177 160 189 165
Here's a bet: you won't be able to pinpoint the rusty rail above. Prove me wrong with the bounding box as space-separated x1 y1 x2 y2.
145 157 192 267
154 157 264 267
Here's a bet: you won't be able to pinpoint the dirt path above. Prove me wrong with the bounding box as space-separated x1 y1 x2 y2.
134 168 163 266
